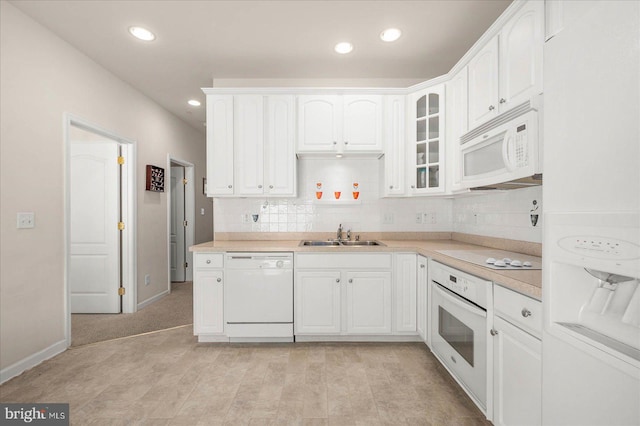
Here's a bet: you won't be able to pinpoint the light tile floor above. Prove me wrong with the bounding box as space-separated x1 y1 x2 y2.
0 326 491 425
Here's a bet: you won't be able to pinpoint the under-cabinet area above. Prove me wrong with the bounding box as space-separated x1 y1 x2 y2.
191 240 544 424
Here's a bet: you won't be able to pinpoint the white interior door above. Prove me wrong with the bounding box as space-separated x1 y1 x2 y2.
170 166 186 282
70 139 120 313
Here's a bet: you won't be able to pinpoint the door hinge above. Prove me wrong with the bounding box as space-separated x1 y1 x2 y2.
183 220 188 227
118 287 125 296
184 262 189 268
182 178 188 185
117 156 125 165
117 221 125 231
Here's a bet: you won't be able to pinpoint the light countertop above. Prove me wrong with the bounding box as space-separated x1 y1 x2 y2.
190 238 542 300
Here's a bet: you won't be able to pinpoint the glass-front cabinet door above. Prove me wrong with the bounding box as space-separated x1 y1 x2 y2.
409 85 445 194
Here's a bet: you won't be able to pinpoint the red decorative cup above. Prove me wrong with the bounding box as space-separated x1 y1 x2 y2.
334 191 341 199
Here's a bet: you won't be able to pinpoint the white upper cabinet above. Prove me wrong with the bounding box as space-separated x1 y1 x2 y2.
499 0 544 110
407 85 445 195
297 95 383 154
265 96 296 196
468 0 544 130
206 95 234 196
381 95 406 197
206 94 296 197
234 95 264 195
468 37 500 129
446 67 469 193
342 95 383 151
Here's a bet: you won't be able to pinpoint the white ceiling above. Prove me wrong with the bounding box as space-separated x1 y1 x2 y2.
11 0 512 132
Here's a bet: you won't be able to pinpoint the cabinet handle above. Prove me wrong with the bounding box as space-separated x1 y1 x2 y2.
488 105 495 111
490 328 498 336
258 185 263 189
336 278 340 283
206 259 211 264
348 279 353 283
269 185 274 189
499 98 506 104
521 308 532 318
216 278 222 283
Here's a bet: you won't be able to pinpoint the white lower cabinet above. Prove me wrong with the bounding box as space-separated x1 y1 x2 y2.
294 253 396 336
193 253 225 341
492 285 542 426
394 254 417 333
416 255 428 342
295 270 342 334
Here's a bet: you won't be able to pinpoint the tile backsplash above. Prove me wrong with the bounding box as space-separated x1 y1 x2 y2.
213 158 542 243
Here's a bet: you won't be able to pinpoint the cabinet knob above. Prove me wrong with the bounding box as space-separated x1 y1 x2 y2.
411 185 415 189
269 185 274 189
206 259 211 264
490 328 498 336
344 141 349 145
336 278 340 283
216 278 222 283
488 105 495 111
348 279 353 283
521 308 532 318
333 141 337 145
499 98 506 104
420 264 425 268
228 185 232 189
258 185 263 189
389 185 393 189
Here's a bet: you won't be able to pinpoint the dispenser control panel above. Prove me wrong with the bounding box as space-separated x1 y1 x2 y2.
559 236 640 260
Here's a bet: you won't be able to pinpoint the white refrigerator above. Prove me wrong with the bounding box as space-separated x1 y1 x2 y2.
542 1 640 425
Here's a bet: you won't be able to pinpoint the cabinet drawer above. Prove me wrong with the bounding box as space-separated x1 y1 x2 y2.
494 284 542 339
295 253 392 269
195 253 224 269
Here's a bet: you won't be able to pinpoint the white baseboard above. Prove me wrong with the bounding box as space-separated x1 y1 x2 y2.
0 339 67 384
294 334 424 342
136 289 169 310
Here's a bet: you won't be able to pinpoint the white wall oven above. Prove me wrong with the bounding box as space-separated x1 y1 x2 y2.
430 260 493 417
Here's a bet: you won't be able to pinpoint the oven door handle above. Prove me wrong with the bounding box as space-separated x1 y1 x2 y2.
432 282 486 318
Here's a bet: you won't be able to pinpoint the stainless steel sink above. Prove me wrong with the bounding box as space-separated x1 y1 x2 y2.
339 240 386 246
299 240 385 247
299 240 342 246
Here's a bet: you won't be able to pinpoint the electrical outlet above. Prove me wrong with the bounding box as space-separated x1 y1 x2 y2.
431 212 437 224
144 274 150 286
415 213 423 224
423 212 437 224
17 212 35 229
383 212 394 224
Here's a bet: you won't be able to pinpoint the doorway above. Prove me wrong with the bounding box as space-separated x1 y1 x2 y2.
64 114 136 345
167 156 194 289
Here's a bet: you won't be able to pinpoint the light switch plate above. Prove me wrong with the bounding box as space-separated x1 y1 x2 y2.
17 212 35 229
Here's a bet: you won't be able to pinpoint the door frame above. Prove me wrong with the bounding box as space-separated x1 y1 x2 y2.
63 113 137 346
166 155 195 289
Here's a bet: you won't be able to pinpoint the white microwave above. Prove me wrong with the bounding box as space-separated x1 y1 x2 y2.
460 107 540 189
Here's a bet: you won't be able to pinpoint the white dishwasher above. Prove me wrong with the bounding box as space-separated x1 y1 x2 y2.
224 252 294 342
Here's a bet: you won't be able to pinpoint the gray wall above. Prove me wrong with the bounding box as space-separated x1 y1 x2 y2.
0 1 213 373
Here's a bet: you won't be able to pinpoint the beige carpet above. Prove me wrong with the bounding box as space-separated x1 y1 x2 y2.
71 281 192 346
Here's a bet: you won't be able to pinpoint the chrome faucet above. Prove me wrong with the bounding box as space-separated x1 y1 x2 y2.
346 229 352 241
337 224 343 241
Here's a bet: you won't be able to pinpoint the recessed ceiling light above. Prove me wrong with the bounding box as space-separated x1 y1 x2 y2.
334 42 354 54
128 26 155 41
380 28 402 42
188 99 201 107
